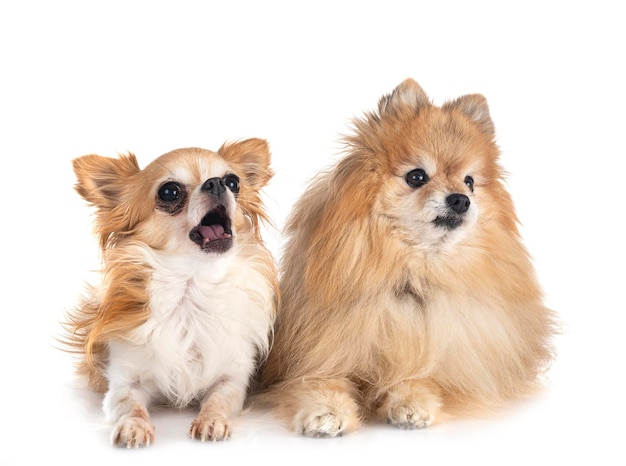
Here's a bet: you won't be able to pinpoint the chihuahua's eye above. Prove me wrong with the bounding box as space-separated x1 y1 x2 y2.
406 168 429 188
158 182 182 202
464 175 475 192
224 174 240 194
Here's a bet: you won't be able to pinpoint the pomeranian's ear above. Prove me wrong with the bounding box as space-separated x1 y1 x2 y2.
72 153 141 210
443 94 495 136
218 138 273 190
378 78 430 115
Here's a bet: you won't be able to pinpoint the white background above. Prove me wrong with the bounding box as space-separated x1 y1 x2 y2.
1 1 624 464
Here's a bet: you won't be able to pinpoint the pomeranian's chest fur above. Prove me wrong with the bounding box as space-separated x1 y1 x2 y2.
383 282 523 383
106 243 273 407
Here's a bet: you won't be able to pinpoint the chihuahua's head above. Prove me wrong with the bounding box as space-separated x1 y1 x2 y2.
73 139 273 255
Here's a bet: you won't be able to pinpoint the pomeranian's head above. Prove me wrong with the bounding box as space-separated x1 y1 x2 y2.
345 78 509 251
282 79 522 309
73 138 273 255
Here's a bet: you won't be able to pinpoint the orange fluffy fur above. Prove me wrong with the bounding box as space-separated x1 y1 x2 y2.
259 79 556 436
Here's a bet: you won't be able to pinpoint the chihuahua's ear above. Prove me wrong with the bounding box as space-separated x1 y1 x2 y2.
443 94 495 136
73 153 145 248
218 138 273 190
219 139 274 233
72 153 141 210
378 78 431 115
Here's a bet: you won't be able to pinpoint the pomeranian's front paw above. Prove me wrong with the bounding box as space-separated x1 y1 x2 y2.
295 405 359 438
189 415 231 442
386 402 434 429
111 415 155 448
299 408 346 438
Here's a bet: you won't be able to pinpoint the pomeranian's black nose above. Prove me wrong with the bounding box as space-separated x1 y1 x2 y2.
202 177 226 196
447 193 470 214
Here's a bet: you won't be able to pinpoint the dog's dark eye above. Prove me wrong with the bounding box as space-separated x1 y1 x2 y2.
224 174 240 194
464 175 475 192
158 182 182 202
406 168 429 188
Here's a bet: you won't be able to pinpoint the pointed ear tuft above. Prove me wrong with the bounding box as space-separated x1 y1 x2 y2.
218 138 273 190
378 78 430 115
72 153 141 210
444 94 495 136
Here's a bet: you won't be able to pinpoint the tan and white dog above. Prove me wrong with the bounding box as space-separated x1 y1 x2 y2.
63 139 277 447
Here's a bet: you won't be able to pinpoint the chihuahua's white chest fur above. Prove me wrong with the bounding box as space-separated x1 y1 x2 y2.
104 243 273 419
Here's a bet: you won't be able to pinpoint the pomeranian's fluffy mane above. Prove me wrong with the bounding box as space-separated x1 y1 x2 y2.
281 153 384 306
284 91 528 316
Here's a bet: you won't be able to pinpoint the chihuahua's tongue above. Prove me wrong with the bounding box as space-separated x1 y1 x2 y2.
198 224 226 243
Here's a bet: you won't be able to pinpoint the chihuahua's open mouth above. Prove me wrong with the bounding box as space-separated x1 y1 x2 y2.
189 205 233 252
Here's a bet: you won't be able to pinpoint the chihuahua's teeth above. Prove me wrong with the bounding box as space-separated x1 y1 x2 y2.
198 225 232 248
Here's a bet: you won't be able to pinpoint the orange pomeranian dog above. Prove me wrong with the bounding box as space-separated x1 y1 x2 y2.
259 79 556 437
62 140 277 447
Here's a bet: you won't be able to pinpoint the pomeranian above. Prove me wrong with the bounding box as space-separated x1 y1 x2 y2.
62 139 277 447
259 79 556 437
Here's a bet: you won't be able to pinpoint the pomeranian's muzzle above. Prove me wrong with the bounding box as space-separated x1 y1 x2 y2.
434 193 470 230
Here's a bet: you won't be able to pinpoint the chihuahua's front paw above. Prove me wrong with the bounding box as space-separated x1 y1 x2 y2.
111 415 155 448
386 402 434 429
189 415 231 442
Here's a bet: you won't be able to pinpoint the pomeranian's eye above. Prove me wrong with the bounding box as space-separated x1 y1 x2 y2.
406 168 429 188
224 174 240 194
158 182 182 202
464 175 475 192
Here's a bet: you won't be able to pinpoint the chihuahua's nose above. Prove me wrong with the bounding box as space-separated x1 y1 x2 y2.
201 177 226 196
447 193 470 214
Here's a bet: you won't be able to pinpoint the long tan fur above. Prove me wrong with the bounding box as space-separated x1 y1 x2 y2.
259 79 556 436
